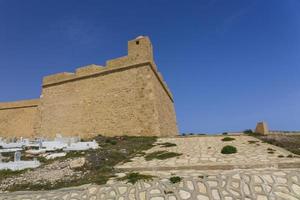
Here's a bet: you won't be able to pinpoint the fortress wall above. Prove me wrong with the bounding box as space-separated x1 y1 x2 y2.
151 66 178 136
40 63 162 139
0 99 40 138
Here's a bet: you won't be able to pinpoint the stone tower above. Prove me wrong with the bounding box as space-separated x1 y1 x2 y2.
255 122 269 135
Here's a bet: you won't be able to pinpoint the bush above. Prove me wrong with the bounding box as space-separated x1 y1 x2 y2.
222 132 228 135
117 173 154 184
157 142 177 147
248 140 259 144
243 129 253 134
105 139 117 145
0 169 26 181
221 137 235 142
221 145 237 154
145 151 182 161
169 176 182 184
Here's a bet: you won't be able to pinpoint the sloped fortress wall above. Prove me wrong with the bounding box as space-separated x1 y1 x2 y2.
0 36 178 139
0 99 40 138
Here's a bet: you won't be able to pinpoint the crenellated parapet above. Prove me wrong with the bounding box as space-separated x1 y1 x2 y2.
42 36 173 101
0 99 40 110
42 65 104 87
43 36 154 85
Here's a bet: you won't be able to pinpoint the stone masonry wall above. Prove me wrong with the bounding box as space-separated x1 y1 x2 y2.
40 64 164 138
151 65 178 136
0 99 40 138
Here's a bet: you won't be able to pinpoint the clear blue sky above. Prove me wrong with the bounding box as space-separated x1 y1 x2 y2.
0 0 299 134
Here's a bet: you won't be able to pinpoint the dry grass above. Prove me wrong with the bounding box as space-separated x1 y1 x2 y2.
256 135 300 155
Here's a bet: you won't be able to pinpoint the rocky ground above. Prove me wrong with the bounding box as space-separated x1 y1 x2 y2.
0 135 157 192
0 157 87 192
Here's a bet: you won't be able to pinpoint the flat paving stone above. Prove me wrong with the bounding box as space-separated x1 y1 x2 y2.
1 168 300 200
116 136 300 171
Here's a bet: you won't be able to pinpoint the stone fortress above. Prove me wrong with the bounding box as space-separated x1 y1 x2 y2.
0 36 178 139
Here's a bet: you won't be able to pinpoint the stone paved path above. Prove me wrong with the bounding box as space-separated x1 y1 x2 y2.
1 168 299 200
116 136 300 171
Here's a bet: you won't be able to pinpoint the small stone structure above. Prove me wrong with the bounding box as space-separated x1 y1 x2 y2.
0 36 178 138
255 121 269 135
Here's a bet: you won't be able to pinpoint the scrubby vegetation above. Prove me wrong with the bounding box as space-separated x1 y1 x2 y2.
248 140 259 144
2 135 157 191
221 145 237 154
221 137 235 142
117 172 155 184
253 135 300 155
145 151 182 161
169 176 182 184
243 129 254 134
157 142 177 147
0 169 26 182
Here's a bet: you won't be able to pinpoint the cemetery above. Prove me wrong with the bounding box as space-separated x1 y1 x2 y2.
0 135 99 171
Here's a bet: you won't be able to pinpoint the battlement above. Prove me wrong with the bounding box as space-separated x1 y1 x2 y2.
43 65 104 86
43 36 155 86
42 36 173 101
75 64 105 76
0 99 40 110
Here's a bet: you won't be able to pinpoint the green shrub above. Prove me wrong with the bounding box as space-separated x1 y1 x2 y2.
37 156 48 163
267 148 275 151
157 142 177 147
105 139 117 145
117 173 154 184
248 140 259 144
222 132 228 135
221 137 235 142
243 129 253 134
0 169 26 181
221 145 237 154
145 151 182 161
169 176 182 184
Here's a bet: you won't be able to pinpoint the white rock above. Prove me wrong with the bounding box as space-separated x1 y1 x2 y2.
179 190 191 199
69 157 85 169
291 184 300 194
45 152 66 160
197 194 209 200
